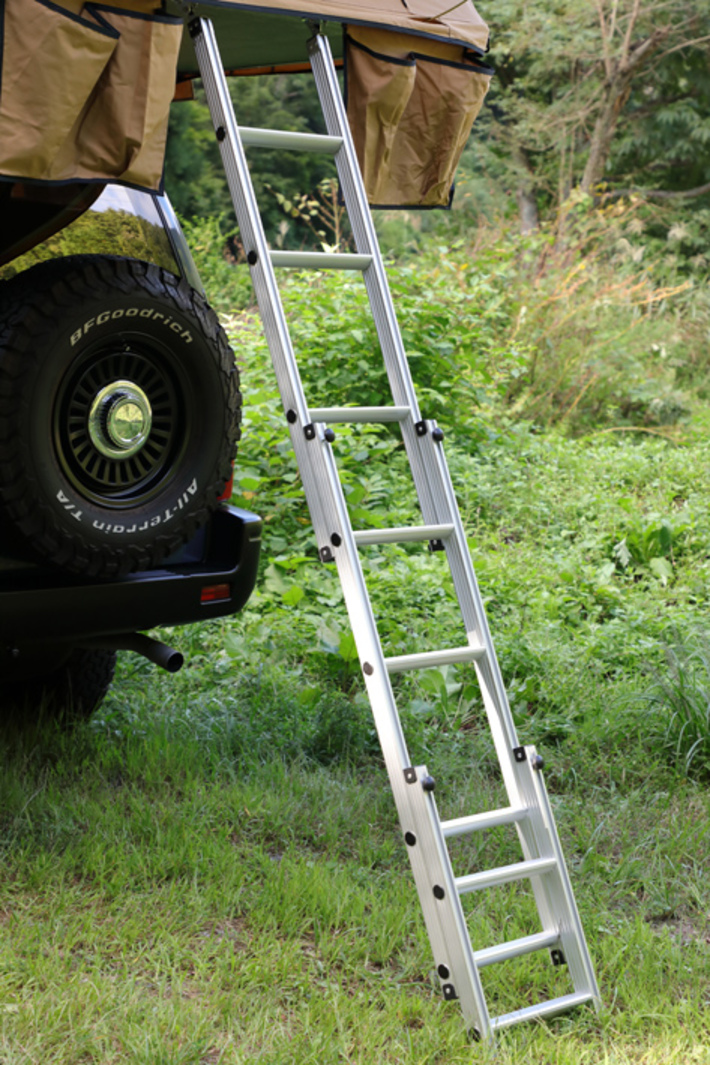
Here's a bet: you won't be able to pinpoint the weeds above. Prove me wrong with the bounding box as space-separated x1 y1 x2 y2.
645 631 710 779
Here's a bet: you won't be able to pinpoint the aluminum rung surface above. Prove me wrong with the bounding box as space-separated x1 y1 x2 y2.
353 524 454 547
491 991 596 1032
238 126 342 154
474 930 560 969
384 644 485 674
441 806 528 839
309 406 410 423
270 250 372 271
455 857 557 894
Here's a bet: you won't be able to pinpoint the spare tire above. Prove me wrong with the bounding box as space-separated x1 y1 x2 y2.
0 256 241 578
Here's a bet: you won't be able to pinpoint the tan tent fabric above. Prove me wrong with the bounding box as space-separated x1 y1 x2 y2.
192 1 490 61
345 26 491 208
0 0 182 190
0 0 491 200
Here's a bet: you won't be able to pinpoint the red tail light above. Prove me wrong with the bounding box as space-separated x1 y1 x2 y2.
201 583 231 604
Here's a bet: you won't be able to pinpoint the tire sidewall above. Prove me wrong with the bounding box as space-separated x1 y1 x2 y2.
11 276 231 558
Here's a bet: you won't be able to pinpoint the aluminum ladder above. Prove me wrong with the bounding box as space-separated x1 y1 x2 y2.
188 15 601 1041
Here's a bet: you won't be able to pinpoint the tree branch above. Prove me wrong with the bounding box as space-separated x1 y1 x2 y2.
620 0 642 64
600 182 710 201
596 0 613 79
609 0 619 47
621 26 671 75
657 33 710 60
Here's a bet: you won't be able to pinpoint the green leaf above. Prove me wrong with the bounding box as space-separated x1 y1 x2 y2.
650 557 673 584
282 585 305 606
338 632 359 662
613 539 632 569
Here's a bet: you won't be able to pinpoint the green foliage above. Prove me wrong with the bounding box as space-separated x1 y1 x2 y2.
479 199 703 431
181 206 710 792
613 45 710 199
612 509 689 586
478 0 710 212
165 75 334 247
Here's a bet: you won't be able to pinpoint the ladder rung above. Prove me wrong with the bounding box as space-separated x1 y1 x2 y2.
309 406 410 424
491 991 596 1032
270 250 372 271
455 857 557 894
384 645 485 674
353 524 454 547
474 930 559 969
238 126 342 154
441 806 528 838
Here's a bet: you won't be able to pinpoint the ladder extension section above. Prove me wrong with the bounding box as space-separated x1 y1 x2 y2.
190 16 600 1042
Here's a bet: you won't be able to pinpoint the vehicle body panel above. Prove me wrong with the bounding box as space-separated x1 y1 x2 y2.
1 505 261 644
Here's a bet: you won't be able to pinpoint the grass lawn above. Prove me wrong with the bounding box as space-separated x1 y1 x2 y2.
2 420 709 1062
2 230 709 1062
0 710 708 1064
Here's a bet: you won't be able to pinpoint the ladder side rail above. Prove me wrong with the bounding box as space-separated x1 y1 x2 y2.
306 32 420 415
331 532 413 776
425 427 531 796
190 19 308 430
307 28 527 796
412 412 600 1000
404 765 492 1039
191 15 420 785
307 32 517 796
307 33 443 530
515 748 601 1005
191 18 341 557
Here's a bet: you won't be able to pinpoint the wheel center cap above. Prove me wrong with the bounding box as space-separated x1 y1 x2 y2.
88 380 153 460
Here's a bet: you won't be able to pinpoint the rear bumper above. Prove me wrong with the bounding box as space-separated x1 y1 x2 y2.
0 505 261 645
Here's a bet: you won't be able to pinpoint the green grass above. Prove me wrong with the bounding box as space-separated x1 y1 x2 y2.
0 700 708 1063
2 215 710 1061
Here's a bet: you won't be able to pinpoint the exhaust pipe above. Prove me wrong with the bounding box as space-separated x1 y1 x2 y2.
80 633 184 673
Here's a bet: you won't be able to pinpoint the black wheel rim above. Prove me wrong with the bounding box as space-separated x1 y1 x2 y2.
54 343 188 508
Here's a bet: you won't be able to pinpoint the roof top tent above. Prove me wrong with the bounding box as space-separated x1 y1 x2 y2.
0 0 493 237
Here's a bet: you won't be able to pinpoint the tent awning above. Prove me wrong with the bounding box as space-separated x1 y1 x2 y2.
168 0 490 77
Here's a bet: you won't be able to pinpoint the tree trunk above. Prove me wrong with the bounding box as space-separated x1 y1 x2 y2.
580 74 632 193
516 186 539 233
581 26 670 195
513 145 539 232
